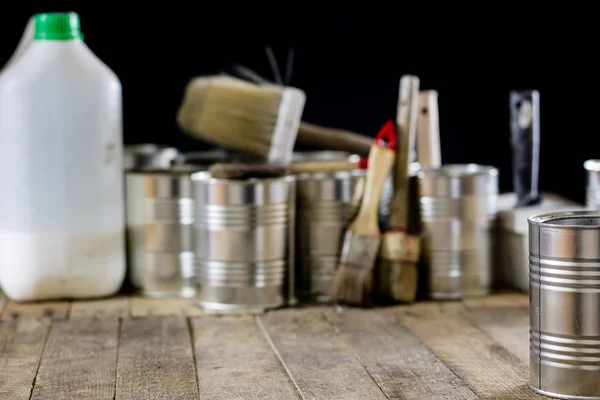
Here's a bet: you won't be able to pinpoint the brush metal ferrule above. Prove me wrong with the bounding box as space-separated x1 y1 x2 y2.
379 231 421 262
338 231 381 270
268 87 306 164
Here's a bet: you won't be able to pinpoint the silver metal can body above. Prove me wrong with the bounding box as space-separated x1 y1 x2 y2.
529 211 600 399
295 170 365 302
125 165 201 297
584 160 600 210
192 172 296 311
417 164 499 299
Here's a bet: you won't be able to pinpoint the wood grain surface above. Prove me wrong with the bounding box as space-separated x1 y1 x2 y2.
116 317 199 399
31 318 119 400
0 291 543 400
191 316 300 399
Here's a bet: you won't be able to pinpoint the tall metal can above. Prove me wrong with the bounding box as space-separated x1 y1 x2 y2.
417 164 499 299
192 171 296 311
125 165 201 297
529 211 600 399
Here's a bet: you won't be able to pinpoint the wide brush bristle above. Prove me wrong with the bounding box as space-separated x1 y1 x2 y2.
176 76 290 157
377 259 418 303
330 265 373 305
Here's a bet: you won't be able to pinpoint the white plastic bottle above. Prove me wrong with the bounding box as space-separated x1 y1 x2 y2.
0 12 125 301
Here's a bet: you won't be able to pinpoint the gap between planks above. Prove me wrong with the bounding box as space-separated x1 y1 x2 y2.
0 292 536 400
388 301 549 399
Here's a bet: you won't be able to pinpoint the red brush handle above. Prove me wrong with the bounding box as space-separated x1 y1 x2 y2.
374 120 397 150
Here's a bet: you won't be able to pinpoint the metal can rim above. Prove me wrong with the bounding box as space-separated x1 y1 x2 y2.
417 163 498 179
126 164 204 176
528 210 600 229
295 169 366 181
191 170 296 185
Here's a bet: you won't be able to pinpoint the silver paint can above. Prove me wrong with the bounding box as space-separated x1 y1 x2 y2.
417 164 499 299
529 211 600 399
125 165 202 297
192 172 296 311
291 151 364 302
295 169 365 302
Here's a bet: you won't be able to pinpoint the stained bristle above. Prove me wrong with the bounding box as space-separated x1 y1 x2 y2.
377 259 418 303
330 265 373 305
177 76 284 155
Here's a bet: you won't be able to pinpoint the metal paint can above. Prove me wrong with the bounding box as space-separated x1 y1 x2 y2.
584 159 600 210
291 151 364 302
529 211 600 399
295 169 365 302
125 164 202 297
192 171 296 311
417 164 499 299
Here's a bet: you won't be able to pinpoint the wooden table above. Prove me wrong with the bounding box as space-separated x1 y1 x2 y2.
0 291 546 399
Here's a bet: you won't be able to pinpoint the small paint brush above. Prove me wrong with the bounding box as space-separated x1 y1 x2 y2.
378 75 421 303
330 121 397 306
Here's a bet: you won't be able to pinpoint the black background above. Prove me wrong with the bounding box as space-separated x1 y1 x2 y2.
1 3 597 203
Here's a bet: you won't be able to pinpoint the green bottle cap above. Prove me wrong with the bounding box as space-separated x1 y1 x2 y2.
34 12 83 41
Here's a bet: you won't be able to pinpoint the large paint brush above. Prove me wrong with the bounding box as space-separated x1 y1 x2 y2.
378 75 421 303
330 121 397 305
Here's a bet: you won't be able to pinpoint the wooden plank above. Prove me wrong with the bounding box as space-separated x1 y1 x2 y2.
463 292 529 309
327 308 478 399
260 308 386 400
70 297 130 318
395 302 543 399
130 297 203 317
463 306 530 364
0 318 49 399
30 317 119 400
191 316 300 399
116 316 199 399
1 300 70 321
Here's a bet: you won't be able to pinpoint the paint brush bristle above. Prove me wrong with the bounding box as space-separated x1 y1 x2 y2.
330 121 397 306
176 75 306 164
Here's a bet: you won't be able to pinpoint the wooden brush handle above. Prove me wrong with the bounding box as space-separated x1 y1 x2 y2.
388 76 420 229
296 122 373 156
292 160 360 174
351 144 396 235
417 90 441 168
210 160 360 179
210 163 291 179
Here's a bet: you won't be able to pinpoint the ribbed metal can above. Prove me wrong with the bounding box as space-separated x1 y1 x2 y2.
529 211 600 399
291 151 364 302
295 169 365 302
192 171 296 311
584 159 600 210
125 165 201 297
417 164 499 299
